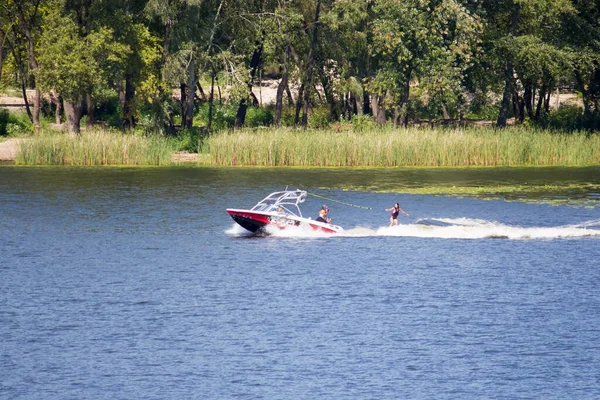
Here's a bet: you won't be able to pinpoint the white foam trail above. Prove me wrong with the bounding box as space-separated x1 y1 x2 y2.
565 219 600 229
265 224 331 238
341 218 600 240
225 223 252 236
227 219 600 240
225 223 331 238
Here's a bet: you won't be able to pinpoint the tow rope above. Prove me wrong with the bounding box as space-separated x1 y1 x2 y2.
307 191 372 210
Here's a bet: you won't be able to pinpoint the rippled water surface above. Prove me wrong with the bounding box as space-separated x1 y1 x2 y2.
1 166 599 399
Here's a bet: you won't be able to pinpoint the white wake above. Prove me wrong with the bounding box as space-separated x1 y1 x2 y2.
227 218 600 240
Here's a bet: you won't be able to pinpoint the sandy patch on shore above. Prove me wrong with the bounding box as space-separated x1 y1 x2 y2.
0 138 20 161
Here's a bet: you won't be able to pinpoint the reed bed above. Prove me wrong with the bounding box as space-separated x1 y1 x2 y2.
208 127 600 167
16 130 175 166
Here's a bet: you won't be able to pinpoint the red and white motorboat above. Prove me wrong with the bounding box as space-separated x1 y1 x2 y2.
227 189 344 234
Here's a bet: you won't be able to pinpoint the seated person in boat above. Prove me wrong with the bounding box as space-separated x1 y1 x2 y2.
316 205 331 223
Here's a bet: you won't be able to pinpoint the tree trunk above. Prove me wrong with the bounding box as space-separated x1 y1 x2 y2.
342 93 350 119
441 101 451 120
301 0 322 128
512 90 521 122
399 79 410 127
120 73 136 129
196 81 207 102
496 3 520 128
64 97 84 135
544 91 551 114
208 69 215 131
20 79 33 124
184 57 197 129
363 91 371 115
371 95 379 122
372 94 387 125
274 45 290 127
235 43 263 128
0 31 5 80
535 87 545 121
524 82 534 119
496 61 513 127
351 92 358 115
393 106 399 128
16 3 41 132
50 91 62 125
180 83 187 127
294 83 305 126
321 72 338 121
32 89 41 133
86 93 95 129
285 83 294 106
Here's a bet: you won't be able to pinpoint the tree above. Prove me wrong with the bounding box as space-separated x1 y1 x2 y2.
562 0 600 130
5 0 46 132
368 0 481 125
476 0 575 127
36 4 128 133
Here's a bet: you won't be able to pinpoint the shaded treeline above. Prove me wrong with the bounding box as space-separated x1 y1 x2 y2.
1 0 599 134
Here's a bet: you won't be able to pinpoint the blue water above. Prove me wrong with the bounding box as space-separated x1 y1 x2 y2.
1 167 599 399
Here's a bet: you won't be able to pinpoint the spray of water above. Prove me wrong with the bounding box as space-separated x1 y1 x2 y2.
226 219 600 240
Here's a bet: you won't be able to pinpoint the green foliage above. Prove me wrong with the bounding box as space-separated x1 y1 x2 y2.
174 127 207 152
348 114 378 132
0 110 34 137
245 107 273 127
368 0 482 118
95 96 122 127
307 107 331 129
195 104 236 130
5 0 600 133
35 5 129 102
135 93 179 135
466 92 499 121
547 105 584 132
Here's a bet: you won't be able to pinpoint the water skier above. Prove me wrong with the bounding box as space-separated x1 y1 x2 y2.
386 203 408 226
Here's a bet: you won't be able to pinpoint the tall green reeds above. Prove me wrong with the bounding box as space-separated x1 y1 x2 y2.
16 130 175 166
208 127 600 167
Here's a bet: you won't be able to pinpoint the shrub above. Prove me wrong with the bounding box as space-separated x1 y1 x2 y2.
307 106 331 129
547 104 584 132
95 95 122 127
466 92 500 121
245 106 273 127
349 114 378 132
175 127 207 152
195 103 236 130
0 109 33 136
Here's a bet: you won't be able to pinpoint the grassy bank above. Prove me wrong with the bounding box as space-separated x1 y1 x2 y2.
16 130 175 166
11 126 600 167
208 127 600 167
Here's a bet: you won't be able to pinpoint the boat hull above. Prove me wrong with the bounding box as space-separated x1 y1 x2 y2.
227 209 342 234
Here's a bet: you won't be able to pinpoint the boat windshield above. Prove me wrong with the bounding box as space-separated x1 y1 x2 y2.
251 190 306 217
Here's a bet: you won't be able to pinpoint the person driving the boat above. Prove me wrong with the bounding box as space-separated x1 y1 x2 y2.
316 205 331 223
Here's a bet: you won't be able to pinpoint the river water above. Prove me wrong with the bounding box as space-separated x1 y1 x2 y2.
1 166 599 399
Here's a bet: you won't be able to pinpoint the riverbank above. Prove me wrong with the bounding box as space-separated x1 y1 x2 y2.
1 138 200 164
4 127 600 167
208 127 600 167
